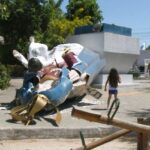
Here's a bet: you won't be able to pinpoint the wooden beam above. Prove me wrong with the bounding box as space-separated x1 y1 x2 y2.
71 106 150 135
137 118 149 150
74 129 131 150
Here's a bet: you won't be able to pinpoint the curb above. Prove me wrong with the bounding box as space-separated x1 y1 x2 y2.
0 126 119 140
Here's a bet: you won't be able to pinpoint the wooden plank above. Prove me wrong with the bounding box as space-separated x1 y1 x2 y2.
137 118 149 150
71 106 150 135
74 129 131 150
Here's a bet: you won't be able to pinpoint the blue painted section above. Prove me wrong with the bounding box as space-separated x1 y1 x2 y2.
75 25 94 34
101 23 132 36
16 71 39 105
16 68 72 106
40 68 72 106
73 48 101 75
75 23 132 36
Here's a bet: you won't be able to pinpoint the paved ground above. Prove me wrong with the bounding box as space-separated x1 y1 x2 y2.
0 78 150 140
0 136 138 150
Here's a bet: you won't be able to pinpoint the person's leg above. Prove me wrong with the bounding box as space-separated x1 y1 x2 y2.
114 93 118 99
107 93 112 109
114 92 118 108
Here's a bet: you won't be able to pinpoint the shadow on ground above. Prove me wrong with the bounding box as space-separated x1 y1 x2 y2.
127 108 150 119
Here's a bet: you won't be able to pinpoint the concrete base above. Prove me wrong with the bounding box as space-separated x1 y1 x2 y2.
92 74 134 88
0 127 118 140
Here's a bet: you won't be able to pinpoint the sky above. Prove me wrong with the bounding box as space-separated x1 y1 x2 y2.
61 0 150 47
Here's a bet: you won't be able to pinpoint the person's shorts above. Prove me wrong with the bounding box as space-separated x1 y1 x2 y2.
109 89 118 94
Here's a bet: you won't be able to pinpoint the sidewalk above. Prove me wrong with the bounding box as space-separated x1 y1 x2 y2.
0 78 150 140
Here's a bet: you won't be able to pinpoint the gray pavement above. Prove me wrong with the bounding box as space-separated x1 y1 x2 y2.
0 78 150 140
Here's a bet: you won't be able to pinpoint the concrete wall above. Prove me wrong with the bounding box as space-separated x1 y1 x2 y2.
66 32 140 73
104 32 139 55
104 52 138 73
66 33 104 57
92 74 134 87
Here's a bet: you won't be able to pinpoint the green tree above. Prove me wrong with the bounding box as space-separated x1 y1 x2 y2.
0 64 10 89
0 0 64 63
146 45 150 50
0 0 92 64
0 0 10 20
41 16 91 48
66 0 103 24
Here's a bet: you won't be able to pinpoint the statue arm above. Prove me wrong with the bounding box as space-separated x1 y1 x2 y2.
13 50 28 68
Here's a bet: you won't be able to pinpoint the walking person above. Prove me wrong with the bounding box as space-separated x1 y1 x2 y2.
104 68 121 109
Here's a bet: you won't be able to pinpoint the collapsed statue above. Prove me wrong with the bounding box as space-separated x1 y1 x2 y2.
11 37 105 125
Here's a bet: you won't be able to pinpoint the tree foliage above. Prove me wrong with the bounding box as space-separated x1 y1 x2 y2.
146 45 150 50
2 1 62 44
40 16 91 48
0 0 64 62
0 0 10 20
0 0 103 89
0 0 98 64
66 0 103 24
0 64 10 90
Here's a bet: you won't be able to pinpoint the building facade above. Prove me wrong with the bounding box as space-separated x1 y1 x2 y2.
66 23 140 85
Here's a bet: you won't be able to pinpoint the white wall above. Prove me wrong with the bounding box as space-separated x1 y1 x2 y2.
104 32 140 55
66 33 104 57
92 74 134 87
66 32 140 74
104 52 138 73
